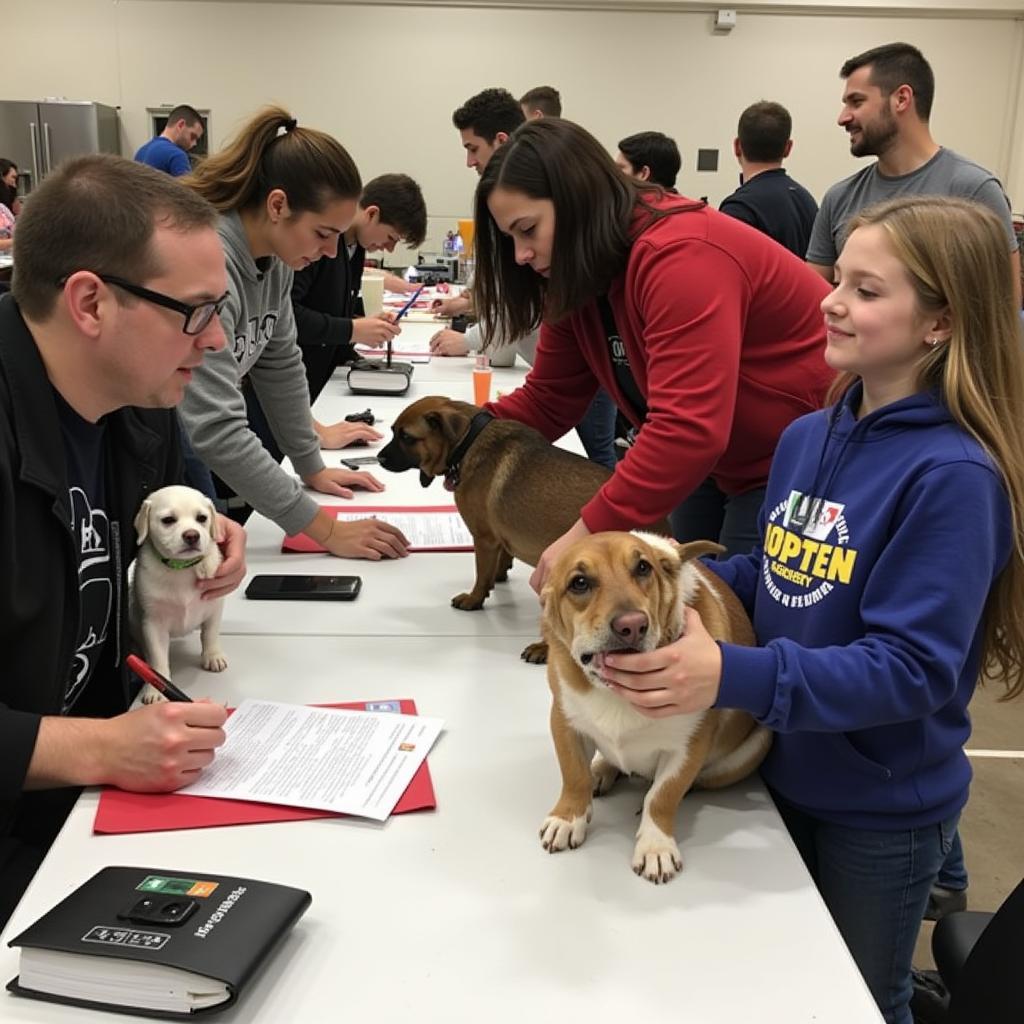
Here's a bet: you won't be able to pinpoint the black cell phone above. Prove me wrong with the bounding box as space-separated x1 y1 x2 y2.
340 456 379 469
245 575 363 601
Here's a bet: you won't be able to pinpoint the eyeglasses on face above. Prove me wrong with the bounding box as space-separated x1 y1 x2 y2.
55 272 228 336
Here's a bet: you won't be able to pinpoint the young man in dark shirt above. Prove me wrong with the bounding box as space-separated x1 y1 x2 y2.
0 155 247 928
719 101 818 258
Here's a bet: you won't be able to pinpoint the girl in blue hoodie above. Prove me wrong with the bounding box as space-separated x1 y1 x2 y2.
598 195 1024 1024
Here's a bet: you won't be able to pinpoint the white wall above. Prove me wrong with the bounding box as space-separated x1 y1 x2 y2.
6 0 1024 262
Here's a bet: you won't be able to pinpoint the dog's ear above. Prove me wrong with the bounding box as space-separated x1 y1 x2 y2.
673 539 726 565
426 408 471 448
133 499 152 546
207 500 225 543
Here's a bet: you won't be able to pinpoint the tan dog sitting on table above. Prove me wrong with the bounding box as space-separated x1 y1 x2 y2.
540 530 771 884
377 396 669 663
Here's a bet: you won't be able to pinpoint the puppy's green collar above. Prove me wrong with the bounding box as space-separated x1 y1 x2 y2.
159 554 204 570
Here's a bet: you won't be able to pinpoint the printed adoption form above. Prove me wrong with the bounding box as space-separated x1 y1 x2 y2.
179 700 444 821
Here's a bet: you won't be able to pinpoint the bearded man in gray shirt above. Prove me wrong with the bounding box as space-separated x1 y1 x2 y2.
807 42 1021 307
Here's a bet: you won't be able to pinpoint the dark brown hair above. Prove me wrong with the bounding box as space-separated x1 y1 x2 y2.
737 101 792 163
360 173 427 248
473 118 699 340
452 88 525 143
519 86 562 117
841 42 935 121
12 153 218 322
184 105 361 214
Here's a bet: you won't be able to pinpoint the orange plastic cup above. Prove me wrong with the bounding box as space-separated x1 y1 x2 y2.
458 218 476 254
473 354 492 405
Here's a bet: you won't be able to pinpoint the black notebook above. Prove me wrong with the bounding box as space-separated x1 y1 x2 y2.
6 866 311 1018
347 357 413 395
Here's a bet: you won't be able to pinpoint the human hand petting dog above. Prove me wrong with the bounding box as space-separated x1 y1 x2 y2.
600 605 723 717
530 518 592 594
197 515 246 602
303 467 386 500
314 417 384 450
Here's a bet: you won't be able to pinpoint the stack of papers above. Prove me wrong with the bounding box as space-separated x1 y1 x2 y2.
283 505 474 553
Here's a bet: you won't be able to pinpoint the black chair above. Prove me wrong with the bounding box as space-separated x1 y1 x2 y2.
920 876 1024 1023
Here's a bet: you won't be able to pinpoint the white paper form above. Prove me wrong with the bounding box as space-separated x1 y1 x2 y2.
334 509 474 550
180 700 444 821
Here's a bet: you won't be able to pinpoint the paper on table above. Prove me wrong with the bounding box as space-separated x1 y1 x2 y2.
354 344 431 362
93 700 436 834
179 700 445 822
335 509 473 549
282 505 474 553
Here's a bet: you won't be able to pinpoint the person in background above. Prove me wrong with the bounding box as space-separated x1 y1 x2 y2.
292 173 427 410
808 42 1022 912
807 42 1020 308
134 104 205 177
179 106 409 561
600 196 1024 1024
0 159 19 251
473 119 833 571
720 100 818 258
614 131 681 191
0 154 247 929
520 85 562 120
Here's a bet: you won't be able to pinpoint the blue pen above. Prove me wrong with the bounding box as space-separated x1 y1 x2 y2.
387 285 425 367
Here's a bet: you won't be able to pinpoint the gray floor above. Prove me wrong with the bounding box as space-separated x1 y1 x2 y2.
914 680 1024 969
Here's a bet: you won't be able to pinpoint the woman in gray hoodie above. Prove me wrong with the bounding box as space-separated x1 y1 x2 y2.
178 107 408 560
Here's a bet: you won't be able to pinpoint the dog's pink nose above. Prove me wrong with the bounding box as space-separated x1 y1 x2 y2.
182 529 201 547
611 611 648 645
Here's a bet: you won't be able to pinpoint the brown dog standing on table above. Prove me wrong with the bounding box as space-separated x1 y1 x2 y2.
540 530 771 884
377 396 668 662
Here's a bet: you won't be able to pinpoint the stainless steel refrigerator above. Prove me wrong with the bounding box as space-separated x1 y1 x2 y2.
0 100 120 194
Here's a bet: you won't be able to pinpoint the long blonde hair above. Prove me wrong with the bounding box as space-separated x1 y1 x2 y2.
831 195 1024 699
184 105 360 213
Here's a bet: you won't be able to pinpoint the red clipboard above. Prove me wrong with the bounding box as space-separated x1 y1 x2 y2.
281 505 474 553
93 699 436 834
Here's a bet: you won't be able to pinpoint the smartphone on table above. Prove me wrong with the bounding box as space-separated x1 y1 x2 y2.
245 575 363 601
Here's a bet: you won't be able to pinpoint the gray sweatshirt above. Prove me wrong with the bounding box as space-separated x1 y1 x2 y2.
464 322 538 367
178 211 323 536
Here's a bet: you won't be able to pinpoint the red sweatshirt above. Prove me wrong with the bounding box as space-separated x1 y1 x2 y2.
487 198 834 533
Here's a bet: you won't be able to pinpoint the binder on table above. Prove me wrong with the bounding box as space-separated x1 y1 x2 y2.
7 866 310 1018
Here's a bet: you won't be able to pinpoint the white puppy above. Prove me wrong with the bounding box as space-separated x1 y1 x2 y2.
130 485 227 703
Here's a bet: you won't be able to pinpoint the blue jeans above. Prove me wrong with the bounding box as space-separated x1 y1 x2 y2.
670 476 765 558
936 829 968 891
575 389 617 471
774 794 959 1024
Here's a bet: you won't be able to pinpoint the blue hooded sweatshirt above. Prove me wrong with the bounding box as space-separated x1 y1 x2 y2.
707 383 1012 830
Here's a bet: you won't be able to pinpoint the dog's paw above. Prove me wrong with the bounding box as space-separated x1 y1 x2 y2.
539 809 592 852
631 829 683 884
520 640 548 664
201 651 228 673
591 754 622 796
140 684 167 705
451 592 485 611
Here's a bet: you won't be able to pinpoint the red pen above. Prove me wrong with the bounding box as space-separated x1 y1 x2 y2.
125 654 193 703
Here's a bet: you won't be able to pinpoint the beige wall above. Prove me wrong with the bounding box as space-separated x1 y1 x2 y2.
6 0 1024 261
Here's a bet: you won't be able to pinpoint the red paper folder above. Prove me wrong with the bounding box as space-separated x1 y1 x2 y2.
93 700 436 835
281 505 473 553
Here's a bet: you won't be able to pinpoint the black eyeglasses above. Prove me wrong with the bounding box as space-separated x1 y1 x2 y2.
56 273 228 336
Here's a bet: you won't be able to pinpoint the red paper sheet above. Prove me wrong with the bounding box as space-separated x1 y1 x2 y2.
281 505 473 553
93 700 436 834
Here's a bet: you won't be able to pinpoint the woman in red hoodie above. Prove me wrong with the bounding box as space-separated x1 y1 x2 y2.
474 118 833 589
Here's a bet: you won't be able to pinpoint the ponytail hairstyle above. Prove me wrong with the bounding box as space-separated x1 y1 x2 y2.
185 106 361 214
833 195 1024 699
473 118 700 343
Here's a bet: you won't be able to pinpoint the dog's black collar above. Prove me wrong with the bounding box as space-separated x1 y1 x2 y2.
444 411 495 490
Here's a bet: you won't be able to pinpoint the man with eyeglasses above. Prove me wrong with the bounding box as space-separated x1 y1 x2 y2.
0 154 247 930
